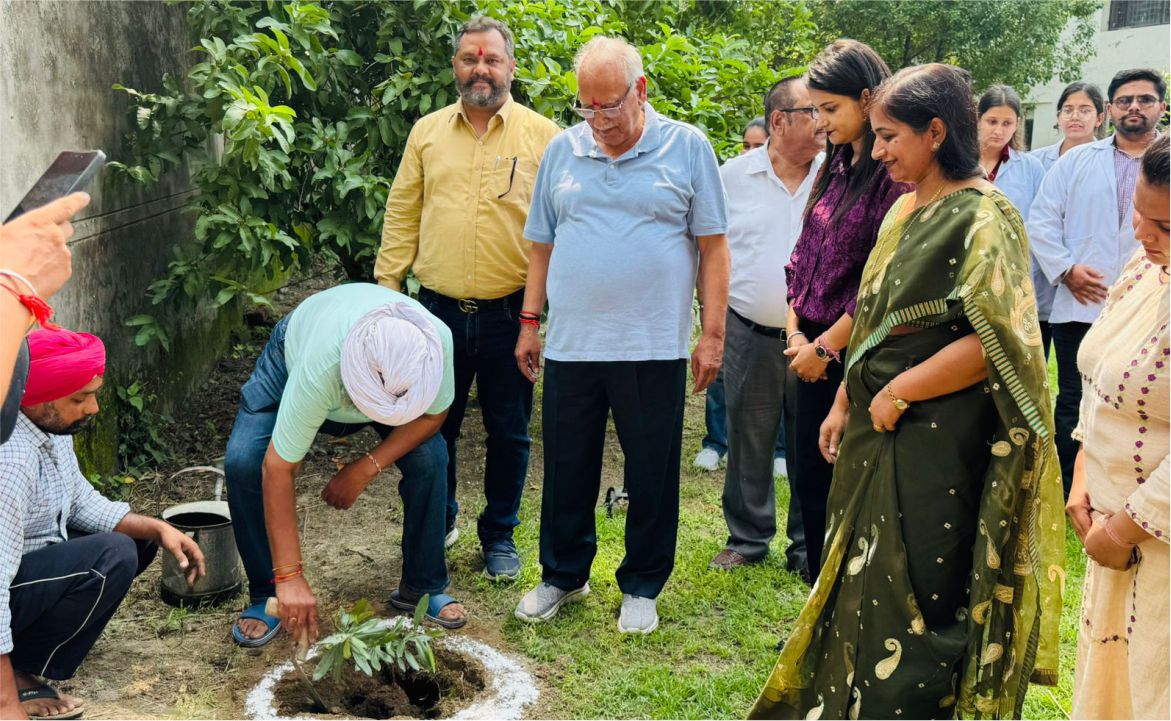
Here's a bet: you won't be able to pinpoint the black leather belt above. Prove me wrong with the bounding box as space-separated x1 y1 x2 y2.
730 307 786 339
418 286 523 314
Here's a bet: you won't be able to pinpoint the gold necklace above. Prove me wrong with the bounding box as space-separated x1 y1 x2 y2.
906 180 947 227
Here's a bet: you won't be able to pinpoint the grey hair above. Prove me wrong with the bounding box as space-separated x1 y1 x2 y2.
573 36 644 85
454 16 514 60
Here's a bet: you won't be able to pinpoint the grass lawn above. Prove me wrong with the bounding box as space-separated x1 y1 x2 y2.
443 355 1081 719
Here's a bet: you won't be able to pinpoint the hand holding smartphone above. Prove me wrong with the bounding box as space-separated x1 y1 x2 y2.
4 150 105 223
0 150 104 299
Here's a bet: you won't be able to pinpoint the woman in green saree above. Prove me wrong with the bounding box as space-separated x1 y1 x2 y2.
750 64 1065 720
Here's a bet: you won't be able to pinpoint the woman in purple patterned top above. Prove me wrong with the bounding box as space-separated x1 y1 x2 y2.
781 39 912 579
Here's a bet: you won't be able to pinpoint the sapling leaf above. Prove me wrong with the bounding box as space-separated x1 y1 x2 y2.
413 593 429 627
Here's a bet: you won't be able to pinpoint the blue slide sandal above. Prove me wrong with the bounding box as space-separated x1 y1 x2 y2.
232 600 281 648
389 588 467 629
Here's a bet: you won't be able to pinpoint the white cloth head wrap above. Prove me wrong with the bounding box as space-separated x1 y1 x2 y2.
340 303 444 426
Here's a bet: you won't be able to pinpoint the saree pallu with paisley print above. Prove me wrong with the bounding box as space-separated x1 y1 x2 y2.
750 188 1064 720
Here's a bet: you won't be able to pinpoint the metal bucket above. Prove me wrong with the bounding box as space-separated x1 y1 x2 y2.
160 467 242 607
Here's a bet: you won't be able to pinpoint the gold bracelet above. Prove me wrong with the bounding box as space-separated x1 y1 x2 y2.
365 452 383 474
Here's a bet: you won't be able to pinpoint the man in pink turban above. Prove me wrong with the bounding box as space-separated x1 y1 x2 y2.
0 327 205 721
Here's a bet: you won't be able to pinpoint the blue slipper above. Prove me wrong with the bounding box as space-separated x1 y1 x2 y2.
232 601 281 647
388 588 467 629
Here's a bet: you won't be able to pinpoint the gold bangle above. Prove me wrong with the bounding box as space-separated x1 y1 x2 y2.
365 452 383 474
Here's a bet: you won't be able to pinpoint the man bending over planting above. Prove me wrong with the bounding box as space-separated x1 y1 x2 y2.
0 327 206 721
227 283 463 649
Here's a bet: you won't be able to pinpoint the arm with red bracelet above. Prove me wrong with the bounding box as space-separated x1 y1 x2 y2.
0 192 90 404
515 243 551 383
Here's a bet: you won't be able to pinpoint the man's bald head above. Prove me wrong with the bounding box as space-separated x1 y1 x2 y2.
574 36 643 86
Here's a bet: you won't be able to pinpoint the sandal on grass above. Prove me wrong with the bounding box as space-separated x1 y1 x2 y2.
18 684 85 720
231 600 281 648
388 588 467 629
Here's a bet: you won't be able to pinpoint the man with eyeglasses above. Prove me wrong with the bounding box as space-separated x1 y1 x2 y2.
704 76 824 580
512 36 730 634
1029 67 1167 495
376 16 560 582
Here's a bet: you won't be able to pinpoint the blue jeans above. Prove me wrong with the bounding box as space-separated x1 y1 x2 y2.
225 315 450 603
418 289 531 545
702 369 785 458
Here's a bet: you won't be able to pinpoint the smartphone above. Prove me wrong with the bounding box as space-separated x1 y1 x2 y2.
4 150 106 222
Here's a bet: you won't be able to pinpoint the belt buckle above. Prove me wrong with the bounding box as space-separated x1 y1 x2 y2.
457 298 479 313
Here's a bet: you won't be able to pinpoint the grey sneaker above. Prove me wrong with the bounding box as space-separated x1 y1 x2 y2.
617 594 659 634
445 526 459 549
514 582 590 623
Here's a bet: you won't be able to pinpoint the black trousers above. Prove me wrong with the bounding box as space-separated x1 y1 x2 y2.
788 319 845 577
539 359 686 598
9 533 156 680
1051 321 1092 495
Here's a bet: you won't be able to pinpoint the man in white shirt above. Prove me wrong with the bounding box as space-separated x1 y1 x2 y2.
1028 67 1167 493
708 76 824 578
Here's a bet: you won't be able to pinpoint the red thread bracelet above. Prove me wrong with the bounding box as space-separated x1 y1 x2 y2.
0 282 58 330
519 317 540 328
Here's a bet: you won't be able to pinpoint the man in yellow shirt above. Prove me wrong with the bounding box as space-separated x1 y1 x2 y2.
376 16 559 581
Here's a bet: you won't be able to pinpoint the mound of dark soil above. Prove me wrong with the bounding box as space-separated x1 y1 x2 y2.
274 646 487 719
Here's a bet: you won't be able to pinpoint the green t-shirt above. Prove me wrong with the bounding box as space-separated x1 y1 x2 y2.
272 283 454 463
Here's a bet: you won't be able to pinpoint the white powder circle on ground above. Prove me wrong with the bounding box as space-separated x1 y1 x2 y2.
244 624 537 720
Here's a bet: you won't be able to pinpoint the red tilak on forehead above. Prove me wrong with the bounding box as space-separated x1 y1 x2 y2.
477 47 483 57
590 97 597 107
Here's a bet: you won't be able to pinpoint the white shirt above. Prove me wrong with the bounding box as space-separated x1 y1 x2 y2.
1031 141 1062 172
992 148 1052 320
720 144 823 327
1027 135 1143 325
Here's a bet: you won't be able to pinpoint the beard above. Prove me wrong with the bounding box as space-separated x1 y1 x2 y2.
27 406 93 435
1116 112 1156 138
459 73 508 108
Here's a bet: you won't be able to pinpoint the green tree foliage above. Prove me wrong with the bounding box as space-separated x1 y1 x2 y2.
110 0 817 332
808 0 1101 94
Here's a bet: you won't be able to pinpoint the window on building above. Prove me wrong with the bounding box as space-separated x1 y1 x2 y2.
1108 0 1170 30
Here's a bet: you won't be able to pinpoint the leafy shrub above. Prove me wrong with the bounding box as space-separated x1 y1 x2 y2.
110 0 817 343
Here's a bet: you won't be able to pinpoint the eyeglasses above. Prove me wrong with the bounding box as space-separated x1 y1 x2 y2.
1058 106 1098 119
780 106 819 119
1112 94 1160 109
573 82 635 120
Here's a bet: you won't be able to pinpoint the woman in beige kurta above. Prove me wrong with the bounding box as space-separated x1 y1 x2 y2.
1068 135 1170 720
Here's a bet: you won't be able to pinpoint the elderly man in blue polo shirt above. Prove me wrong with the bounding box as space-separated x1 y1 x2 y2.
512 36 730 634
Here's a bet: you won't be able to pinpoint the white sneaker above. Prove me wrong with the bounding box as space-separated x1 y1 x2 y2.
445 527 459 549
693 447 724 472
773 457 788 477
514 582 590 622
617 594 659 634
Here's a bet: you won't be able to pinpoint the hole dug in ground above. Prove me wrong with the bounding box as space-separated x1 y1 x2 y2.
274 647 487 719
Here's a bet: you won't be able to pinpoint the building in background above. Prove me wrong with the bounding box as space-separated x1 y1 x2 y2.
1025 0 1169 148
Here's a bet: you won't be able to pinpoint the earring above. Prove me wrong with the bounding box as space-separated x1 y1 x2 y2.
931 143 940 151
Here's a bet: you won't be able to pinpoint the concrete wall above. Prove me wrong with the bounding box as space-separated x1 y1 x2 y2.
0 0 241 474
1025 1 1170 148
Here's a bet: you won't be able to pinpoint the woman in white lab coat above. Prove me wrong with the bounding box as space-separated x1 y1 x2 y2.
977 85 1049 349
1031 81 1107 171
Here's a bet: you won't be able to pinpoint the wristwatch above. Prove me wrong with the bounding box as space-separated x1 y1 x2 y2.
886 383 910 411
814 337 840 363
